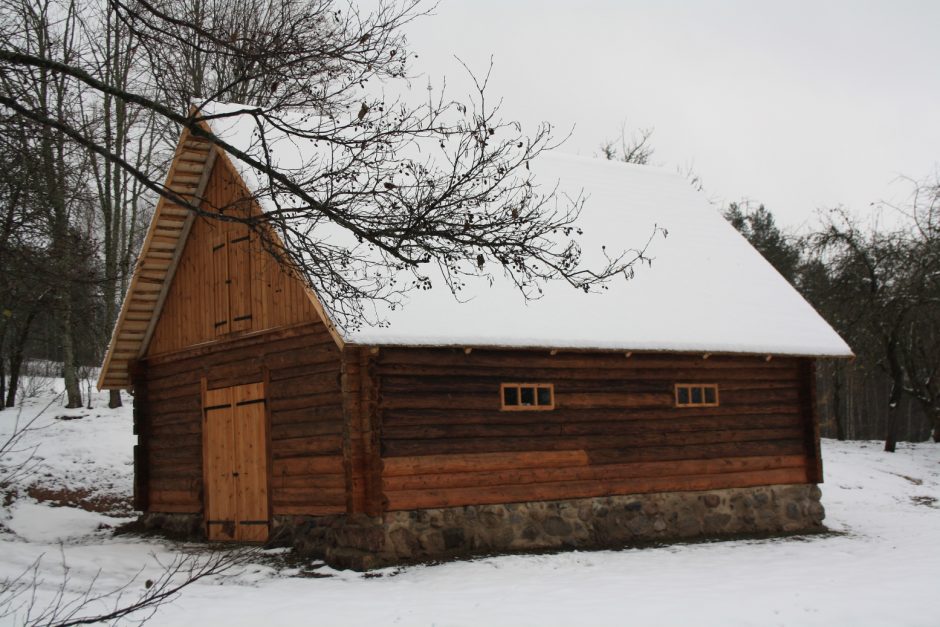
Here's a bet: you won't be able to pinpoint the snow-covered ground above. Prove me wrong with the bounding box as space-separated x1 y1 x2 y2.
1 384 937 626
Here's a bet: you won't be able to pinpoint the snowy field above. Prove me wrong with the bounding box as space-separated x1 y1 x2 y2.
1 384 938 626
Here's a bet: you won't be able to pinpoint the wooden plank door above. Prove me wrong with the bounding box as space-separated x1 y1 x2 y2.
232 382 268 541
204 386 238 540
204 381 269 541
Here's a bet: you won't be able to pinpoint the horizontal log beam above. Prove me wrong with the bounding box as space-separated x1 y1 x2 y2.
384 455 807 491
385 467 809 511
381 427 805 457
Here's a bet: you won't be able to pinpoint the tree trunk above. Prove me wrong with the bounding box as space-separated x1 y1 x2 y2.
6 355 21 407
109 388 122 409
884 380 902 453
884 413 899 452
0 351 5 412
0 320 6 410
61 297 82 409
883 333 907 453
6 300 42 407
832 363 846 441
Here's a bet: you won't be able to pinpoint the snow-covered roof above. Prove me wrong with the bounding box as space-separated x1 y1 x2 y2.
200 104 852 357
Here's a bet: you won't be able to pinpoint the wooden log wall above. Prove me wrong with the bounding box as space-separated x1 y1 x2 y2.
341 347 383 516
147 155 319 356
374 349 822 511
137 322 345 516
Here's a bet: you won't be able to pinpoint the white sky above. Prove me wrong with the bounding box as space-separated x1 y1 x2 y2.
405 0 940 229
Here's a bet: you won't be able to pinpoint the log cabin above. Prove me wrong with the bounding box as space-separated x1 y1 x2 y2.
98 105 852 569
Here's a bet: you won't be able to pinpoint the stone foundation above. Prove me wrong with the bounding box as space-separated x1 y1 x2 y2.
139 512 205 540
275 483 825 570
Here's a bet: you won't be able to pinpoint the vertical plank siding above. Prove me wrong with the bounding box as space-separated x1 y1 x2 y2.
147 156 319 356
203 385 239 537
374 349 821 511
138 322 345 516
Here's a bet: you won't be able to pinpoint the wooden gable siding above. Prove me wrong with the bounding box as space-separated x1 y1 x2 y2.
368 349 821 511
146 155 320 357
135 322 345 516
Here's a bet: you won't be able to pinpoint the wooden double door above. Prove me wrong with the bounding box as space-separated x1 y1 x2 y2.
203 382 269 541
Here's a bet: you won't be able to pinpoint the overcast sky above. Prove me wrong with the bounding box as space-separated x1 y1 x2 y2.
405 0 940 229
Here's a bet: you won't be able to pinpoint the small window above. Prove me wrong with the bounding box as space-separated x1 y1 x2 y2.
704 386 717 404
537 387 552 406
501 383 554 411
675 383 719 407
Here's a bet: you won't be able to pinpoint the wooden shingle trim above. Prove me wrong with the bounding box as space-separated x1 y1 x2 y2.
136 148 219 360
98 124 213 390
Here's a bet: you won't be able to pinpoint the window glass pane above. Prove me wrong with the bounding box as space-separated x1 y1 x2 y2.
704 387 716 404
520 387 536 405
677 387 689 405
537 387 552 406
504 386 518 406
691 387 703 404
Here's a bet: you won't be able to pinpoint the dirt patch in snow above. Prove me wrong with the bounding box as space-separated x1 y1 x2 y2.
25 485 133 516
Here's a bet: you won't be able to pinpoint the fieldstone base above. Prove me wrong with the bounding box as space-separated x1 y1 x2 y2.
139 512 205 540
275 483 825 570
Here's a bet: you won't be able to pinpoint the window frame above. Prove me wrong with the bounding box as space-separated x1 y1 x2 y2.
674 383 720 408
500 382 555 411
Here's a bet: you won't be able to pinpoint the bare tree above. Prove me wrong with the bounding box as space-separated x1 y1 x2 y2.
0 392 255 626
809 205 939 451
0 398 58 491
0 0 93 408
600 122 655 165
0 546 252 626
1 0 652 337
0 111 38 407
82 0 166 408
889 179 940 442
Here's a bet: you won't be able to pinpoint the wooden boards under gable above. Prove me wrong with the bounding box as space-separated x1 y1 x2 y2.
228 229 253 333
206 224 254 337
144 155 326 356
211 230 230 336
98 118 345 390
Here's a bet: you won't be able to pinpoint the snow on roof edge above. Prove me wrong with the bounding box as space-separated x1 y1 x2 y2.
347 336 853 358
197 103 854 359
